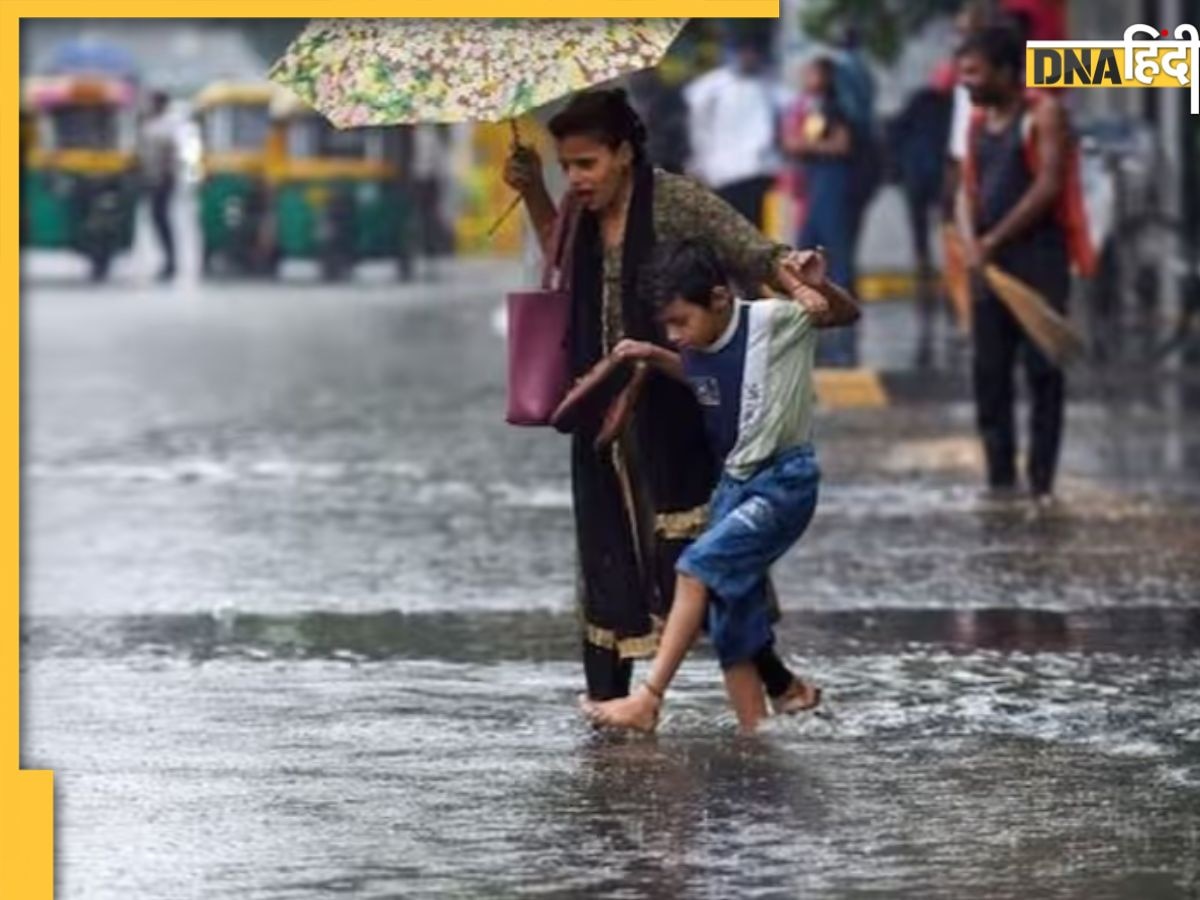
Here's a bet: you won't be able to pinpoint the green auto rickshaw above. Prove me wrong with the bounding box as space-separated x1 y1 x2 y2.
193 81 278 276
265 91 410 281
21 75 140 281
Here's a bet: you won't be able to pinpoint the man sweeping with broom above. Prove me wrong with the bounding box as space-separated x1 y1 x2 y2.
955 24 1095 508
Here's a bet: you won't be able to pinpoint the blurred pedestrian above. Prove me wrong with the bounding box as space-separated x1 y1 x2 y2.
832 25 880 257
1001 0 1067 43
889 76 954 366
628 61 691 175
785 56 857 367
683 31 783 229
957 25 1081 505
139 90 178 281
944 3 992 213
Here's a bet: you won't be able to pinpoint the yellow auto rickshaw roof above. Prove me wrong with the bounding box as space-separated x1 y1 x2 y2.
193 81 280 111
23 75 136 109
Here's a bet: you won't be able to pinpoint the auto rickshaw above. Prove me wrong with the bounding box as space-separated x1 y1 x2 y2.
193 81 278 275
265 91 410 280
20 75 140 281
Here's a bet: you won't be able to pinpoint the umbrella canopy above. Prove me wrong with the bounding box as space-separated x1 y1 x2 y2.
268 18 686 128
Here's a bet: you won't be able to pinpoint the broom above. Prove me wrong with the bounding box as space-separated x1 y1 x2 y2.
983 264 1085 367
940 224 973 333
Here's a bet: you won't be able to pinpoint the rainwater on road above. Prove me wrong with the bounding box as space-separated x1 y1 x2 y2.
20 221 1200 899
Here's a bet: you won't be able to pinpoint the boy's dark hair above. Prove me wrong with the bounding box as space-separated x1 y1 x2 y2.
548 88 647 162
956 24 1024 78
646 239 729 309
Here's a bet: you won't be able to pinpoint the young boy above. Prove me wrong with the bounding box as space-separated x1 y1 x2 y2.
581 239 860 733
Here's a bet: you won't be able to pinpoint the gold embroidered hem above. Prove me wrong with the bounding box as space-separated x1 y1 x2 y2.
654 503 710 540
584 615 665 659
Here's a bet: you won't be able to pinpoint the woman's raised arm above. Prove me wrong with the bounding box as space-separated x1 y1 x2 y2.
503 144 558 258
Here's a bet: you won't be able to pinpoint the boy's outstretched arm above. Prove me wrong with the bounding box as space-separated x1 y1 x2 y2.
612 340 687 383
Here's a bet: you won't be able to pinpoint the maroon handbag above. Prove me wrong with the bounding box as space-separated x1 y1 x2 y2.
505 197 579 426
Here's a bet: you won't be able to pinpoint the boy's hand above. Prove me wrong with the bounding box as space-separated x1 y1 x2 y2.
613 339 657 362
614 339 686 383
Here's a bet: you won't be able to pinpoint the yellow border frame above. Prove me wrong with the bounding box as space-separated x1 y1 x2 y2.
3 8 52 896
17 2 778 18
4 5 779 898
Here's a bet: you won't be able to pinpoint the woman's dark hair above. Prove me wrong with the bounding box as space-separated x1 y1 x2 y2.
813 55 838 77
548 88 648 162
957 24 1024 79
646 239 729 309
810 55 839 87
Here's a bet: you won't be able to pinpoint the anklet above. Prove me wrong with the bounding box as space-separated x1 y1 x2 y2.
642 681 664 701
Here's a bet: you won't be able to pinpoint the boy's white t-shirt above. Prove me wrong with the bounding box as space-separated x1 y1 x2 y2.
682 299 817 480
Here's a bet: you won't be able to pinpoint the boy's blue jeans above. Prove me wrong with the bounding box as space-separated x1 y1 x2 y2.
677 445 820 669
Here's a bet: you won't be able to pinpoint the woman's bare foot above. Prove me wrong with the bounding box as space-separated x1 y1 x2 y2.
579 684 662 733
770 678 822 715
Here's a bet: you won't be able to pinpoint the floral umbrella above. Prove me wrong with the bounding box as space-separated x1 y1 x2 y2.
268 18 687 129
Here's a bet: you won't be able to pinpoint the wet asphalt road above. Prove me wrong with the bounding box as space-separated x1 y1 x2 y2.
19 222 1200 899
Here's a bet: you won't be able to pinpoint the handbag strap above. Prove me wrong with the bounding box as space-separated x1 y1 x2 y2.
541 193 580 292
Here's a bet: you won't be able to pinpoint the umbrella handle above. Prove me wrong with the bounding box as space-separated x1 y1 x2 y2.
487 194 523 239
490 119 526 239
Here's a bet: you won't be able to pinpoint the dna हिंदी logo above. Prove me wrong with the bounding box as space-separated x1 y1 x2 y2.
1026 23 1199 113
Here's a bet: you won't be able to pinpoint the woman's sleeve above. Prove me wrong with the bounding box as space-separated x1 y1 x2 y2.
670 176 789 290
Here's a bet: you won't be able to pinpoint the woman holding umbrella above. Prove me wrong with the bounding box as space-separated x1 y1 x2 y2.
267 21 838 711
505 88 842 707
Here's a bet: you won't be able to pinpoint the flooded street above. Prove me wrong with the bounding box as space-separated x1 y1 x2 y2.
20 226 1200 899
